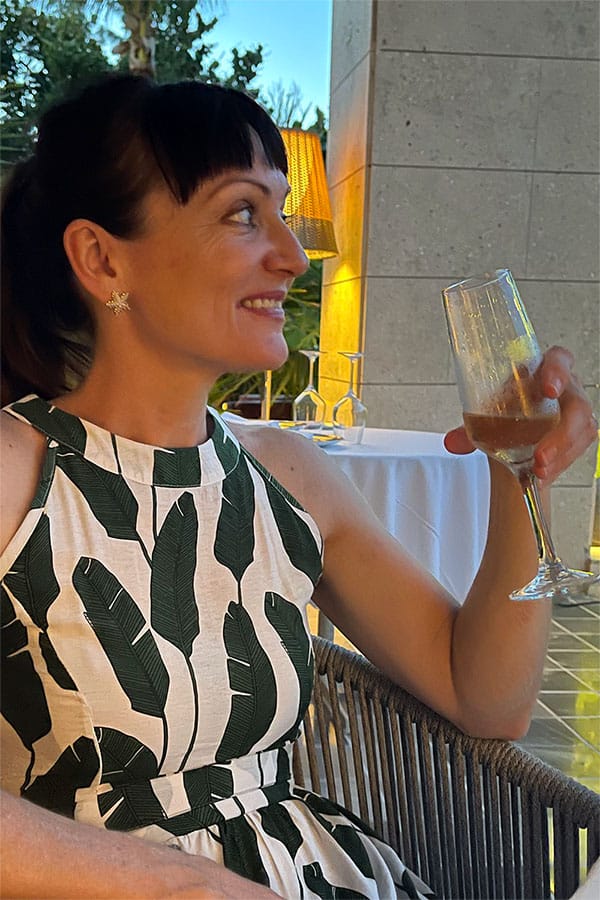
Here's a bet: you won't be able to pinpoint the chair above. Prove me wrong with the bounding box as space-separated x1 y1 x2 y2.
293 638 600 899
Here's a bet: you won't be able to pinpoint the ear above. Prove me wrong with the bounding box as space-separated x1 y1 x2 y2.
63 219 125 307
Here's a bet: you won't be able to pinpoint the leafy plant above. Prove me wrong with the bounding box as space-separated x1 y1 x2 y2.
1 1 327 414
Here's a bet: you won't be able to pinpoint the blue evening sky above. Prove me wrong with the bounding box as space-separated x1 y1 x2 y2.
210 0 333 118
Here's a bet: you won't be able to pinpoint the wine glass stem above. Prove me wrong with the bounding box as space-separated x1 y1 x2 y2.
349 357 358 394
521 473 561 566
307 357 316 391
261 370 272 420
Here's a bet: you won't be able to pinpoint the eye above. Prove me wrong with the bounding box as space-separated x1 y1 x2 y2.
228 205 254 226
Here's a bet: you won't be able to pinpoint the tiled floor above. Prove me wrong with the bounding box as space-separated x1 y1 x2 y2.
516 602 600 794
310 601 600 794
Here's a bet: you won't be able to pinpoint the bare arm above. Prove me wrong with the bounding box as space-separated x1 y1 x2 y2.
243 348 596 741
0 790 279 899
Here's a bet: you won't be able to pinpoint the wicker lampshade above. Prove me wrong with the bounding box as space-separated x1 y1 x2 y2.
280 128 338 260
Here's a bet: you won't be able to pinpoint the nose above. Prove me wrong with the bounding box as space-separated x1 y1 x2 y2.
266 218 309 278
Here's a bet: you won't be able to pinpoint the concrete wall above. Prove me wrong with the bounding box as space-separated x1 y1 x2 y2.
322 0 599 567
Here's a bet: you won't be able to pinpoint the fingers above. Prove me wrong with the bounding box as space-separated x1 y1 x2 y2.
538 345 575 399
533 377 598 483
444 426 477 455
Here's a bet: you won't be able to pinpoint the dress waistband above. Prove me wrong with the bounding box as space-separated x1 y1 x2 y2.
74 744 294 833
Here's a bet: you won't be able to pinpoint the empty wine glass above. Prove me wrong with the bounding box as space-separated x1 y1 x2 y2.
442 268 599 604
333 352 368 444
293 350 326 430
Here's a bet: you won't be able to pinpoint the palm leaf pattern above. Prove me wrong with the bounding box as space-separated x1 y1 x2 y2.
221 815 271 886
258 802 304 858
214 454 255 591
38 632 76 691
259 472 322 587
216 602 276 763
303 862 369 899
2 513 59 629
151 491 200 770
1 587 52 778
95 728 158 785
98 780 167 831
57 454 149 559
264 591 313 744
31 443 58 509
0 399 430 899
151 492 199 656
73 558 170 767
23 736 99 816
11 396 87 453
153 447 201 486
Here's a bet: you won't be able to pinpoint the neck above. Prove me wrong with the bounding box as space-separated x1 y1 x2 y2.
54 365 215 447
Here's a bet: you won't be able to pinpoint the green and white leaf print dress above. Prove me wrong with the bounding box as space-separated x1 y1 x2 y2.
1 395 433 899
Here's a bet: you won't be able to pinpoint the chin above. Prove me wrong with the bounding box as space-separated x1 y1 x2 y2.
256 340 289 372
227 346 289 375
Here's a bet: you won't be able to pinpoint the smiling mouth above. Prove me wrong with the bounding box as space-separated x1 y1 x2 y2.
240 298 283 310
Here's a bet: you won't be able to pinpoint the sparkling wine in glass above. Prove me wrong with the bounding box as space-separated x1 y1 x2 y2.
293 350 326 430
333 352 368 444
442 268 598 604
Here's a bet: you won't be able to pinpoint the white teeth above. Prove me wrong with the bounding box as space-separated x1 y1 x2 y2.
241 298 282 309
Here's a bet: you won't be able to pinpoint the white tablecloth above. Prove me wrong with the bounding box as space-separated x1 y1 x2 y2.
223 414 490 603
322 428 490 602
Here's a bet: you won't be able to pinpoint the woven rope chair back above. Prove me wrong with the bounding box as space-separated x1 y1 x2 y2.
292 638 600 899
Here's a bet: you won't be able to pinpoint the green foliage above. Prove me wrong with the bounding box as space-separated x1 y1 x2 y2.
0 0 325 412
0 1 265 166
0 0 108 165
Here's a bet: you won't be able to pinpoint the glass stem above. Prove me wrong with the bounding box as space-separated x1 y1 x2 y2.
261 370 272 420
350 357 358 395
307 357 315 391
520 473 560 566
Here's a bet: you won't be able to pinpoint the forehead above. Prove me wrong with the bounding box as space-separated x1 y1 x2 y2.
139 161 289 230
202 161 290 199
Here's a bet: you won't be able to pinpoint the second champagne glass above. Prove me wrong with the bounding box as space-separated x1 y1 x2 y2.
293 350 326 430
333 352 368 444
442 268 598 604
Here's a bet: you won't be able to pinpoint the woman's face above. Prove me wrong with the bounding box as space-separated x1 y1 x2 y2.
115 154 309 381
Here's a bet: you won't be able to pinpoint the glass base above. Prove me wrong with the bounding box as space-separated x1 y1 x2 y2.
510 562 600 604
332 424 366 444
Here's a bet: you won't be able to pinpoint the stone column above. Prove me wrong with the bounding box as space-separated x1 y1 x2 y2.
323 0 599 567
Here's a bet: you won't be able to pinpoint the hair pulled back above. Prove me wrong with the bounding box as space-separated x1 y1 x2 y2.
1 74 287 405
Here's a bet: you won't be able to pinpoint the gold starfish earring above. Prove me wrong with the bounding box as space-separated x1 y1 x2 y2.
106 290 131 315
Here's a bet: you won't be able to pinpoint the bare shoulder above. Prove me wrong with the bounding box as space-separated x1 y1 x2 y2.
0 411 48 554
226 420 369 539
227 420 323 489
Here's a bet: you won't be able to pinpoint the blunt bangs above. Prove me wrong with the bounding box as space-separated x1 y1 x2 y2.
143 81 288 204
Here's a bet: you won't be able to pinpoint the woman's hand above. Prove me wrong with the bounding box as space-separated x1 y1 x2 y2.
444 345 598 484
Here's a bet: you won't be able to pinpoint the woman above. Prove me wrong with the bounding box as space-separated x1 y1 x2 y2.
0 74 596 899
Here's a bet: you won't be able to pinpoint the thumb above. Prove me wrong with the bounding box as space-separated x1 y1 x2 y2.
444 426 477 455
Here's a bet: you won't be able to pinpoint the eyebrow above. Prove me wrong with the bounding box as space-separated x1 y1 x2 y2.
206 175 291 200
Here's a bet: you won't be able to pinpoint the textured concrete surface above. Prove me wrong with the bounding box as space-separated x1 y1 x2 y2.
325 0 599 566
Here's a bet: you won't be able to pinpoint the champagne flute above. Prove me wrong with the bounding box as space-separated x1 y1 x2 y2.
293 350 326 430
442 268 598 604
333 352 368 444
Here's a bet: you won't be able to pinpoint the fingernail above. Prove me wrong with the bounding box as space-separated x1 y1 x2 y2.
538 446 557 467
547 380 562 398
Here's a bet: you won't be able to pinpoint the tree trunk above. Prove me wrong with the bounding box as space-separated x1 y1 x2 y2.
113 0 156 78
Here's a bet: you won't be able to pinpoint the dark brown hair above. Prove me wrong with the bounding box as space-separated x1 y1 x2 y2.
1 74 287 405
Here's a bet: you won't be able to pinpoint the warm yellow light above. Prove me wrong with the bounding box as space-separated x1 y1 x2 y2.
280 128 338 260
319 278 364 414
